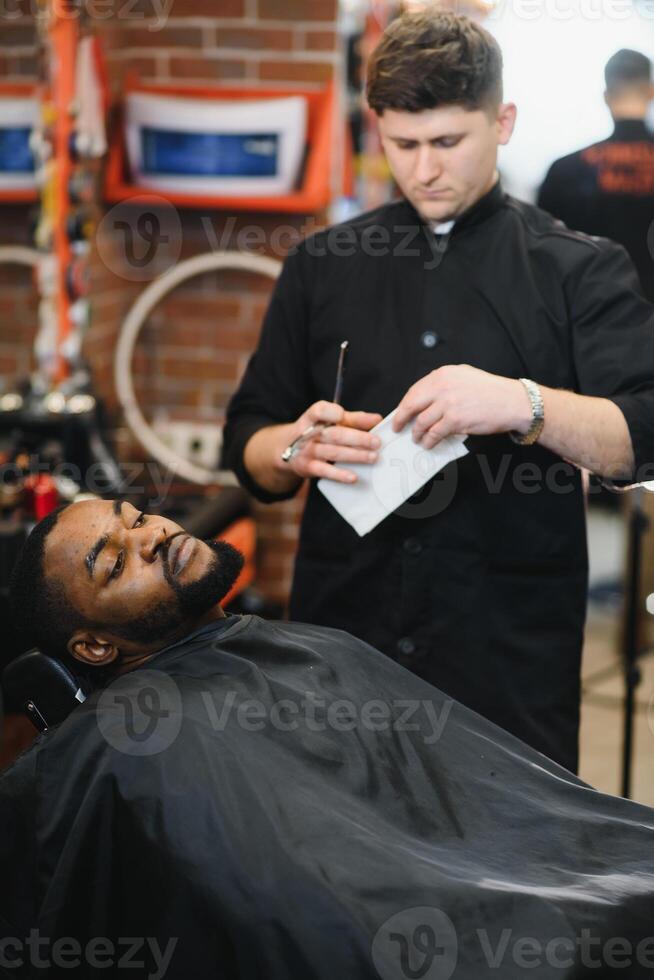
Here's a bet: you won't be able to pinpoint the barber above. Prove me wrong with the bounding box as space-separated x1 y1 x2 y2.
222 11 654 773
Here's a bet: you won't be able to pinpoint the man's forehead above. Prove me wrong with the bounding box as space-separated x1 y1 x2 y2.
45 499 115 566
379 105 485 136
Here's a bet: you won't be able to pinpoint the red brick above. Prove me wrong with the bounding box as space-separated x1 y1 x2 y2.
163 0 245 15
105 54 160 79
204 269 276 295
257 0 336 20
0 355 19 375
258 59 333 83
214 26 293 50
160 295 243 320
12 54 38 77
302 29 336 51
158 357 239 382
0 23 36 47
170 56 246 80
117 26 204 48
208 323 261 350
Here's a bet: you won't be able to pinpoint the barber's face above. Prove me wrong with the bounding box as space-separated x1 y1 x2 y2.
44 499 243 665
378 103 516 223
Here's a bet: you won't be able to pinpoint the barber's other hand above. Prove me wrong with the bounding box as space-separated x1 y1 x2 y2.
392 365 530 449
285 401 383 484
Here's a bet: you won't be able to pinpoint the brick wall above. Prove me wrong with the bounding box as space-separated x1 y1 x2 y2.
0 0 343 607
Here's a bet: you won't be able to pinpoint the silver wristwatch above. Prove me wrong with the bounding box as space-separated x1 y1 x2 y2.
510 378 544 446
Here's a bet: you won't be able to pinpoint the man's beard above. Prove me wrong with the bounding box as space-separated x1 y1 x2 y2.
111 538 244 646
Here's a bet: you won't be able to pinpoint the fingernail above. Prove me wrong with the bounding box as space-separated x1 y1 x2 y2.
368 452 378 463
371 437 381 448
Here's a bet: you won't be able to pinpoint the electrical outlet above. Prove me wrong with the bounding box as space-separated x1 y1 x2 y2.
154 421 223 471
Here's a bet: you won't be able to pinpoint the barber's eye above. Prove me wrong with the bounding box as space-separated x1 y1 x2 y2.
133 512 146 528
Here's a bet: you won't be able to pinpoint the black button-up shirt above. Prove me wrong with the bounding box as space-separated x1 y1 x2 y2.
223 182 654 772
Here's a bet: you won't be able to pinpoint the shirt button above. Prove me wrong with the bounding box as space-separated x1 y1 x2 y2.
403 537 422 555
420 331 439 349
397 637 416 657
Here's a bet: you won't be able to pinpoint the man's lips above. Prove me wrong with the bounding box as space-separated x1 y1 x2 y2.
167 534 195 576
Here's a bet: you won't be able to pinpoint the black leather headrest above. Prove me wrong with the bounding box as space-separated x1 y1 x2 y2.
1 650 86 732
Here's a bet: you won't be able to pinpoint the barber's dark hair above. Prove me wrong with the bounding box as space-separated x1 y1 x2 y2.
9 505 89 661
605 49 652 92
366 9 503 116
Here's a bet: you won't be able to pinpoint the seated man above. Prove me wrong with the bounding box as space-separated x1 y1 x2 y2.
2 498 654 979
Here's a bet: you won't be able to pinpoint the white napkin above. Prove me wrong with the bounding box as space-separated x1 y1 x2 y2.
318 410 469 537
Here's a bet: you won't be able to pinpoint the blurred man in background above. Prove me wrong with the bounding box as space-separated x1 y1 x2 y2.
538 49 654 300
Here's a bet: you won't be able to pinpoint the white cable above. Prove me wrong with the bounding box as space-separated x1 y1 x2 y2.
0 246 39 268
115 250 282 486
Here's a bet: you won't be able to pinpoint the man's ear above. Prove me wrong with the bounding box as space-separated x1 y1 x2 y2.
68 631 120 667
496 103 517 146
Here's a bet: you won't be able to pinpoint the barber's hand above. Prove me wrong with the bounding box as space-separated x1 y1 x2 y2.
285 401 383 484
392 365 530 449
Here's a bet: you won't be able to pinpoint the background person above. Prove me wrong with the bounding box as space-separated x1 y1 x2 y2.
538 49 654 301
222 11 654 774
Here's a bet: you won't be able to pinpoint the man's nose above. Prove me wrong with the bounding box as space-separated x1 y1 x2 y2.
137 524 168 563
415 147 442 185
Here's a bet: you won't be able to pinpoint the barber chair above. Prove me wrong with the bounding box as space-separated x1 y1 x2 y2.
1 650 86 734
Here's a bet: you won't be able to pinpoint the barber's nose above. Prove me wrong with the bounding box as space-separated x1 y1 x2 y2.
138 524 167 563
415 147 441 186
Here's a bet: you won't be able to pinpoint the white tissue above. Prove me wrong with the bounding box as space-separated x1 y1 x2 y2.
318 410 468 536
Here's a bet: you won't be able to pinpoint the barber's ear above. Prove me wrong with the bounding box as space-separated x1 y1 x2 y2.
496 103 517 146
68 631 120 667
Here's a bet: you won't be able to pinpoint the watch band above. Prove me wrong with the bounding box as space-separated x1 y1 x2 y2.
510 378 545 446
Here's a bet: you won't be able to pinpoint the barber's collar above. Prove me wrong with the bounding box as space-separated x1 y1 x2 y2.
426 179 506 238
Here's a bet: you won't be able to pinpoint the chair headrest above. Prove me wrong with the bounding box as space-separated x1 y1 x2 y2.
1 650 86 733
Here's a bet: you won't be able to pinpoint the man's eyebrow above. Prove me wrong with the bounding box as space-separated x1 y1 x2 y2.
84 501 126 578
85 535 110 579
389 133 463 142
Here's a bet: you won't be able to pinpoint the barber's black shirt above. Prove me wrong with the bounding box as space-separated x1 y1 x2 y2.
222 182 654 772
538 119 654 300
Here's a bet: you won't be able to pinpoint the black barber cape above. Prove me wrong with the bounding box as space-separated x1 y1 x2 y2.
223 182 654 773
2 615 653 979
538 120 654 301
